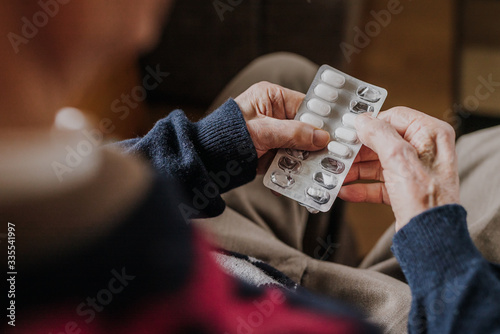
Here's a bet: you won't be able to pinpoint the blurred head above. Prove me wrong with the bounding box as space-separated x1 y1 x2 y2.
0 0 176 261
42 0 174 63
0 0 175 121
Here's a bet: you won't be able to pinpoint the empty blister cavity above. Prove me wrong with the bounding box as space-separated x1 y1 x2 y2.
313 172 338 190
307 98 331 116
286 148 310 160
335 127 358 144
357 86 382 103
278 156 301 174
321 70 346 88
300 113 324 129
327 141 352 159
342 113 357 128
306 187 331 205
271 171 295 189
314 84 339 103
320 157 345 174
350 100 374 114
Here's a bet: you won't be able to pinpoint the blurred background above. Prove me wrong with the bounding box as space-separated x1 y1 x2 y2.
74 0 500 259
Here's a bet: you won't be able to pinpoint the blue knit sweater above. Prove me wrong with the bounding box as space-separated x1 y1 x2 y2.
115 99 258 219
393 204 500 333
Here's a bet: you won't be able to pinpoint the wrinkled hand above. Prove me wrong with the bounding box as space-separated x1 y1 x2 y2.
235 82 330 163
339 107 460 231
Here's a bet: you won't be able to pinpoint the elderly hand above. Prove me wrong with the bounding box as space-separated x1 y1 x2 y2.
235 82 330 162
339 107 460 231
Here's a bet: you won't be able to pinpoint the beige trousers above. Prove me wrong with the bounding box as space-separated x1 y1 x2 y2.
195 52 500 333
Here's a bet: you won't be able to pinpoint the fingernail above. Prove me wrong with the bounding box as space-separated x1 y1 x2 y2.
313 130 330 147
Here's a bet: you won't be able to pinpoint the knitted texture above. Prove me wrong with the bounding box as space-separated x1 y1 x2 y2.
117 99 258 218
393 204 500 333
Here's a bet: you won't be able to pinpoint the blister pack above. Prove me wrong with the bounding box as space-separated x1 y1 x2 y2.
263 65 388 213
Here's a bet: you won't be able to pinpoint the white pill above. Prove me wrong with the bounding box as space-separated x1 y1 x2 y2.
321 70 346 88
328 141 351 158
307 98 331 116
300 113 324 129
335 127 358 144
314 84 338 103
342 113 357 128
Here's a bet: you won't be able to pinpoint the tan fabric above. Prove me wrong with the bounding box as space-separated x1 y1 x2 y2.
198 53 500 334
194 53 412 333
456 126 500 263
197 54 500 333
194 174 412 333
209 52 319 111
196 175 411 334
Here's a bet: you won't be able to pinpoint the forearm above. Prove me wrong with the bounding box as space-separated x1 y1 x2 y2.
392 205 500 333
113 99 258 218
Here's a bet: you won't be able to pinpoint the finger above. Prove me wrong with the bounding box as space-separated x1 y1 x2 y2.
343 160 383 184
277 86 306 120
270 190 282 197
378 107 456 143
253 117 330 153
354 113 420 169
377 107 429 137
338 183 391 205
378 107 457 166
250 82 305 120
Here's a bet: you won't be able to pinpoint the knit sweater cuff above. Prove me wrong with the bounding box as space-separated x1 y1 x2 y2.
193 99 258 192
392 204 482 293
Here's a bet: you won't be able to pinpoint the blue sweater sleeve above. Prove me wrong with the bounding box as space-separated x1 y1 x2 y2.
392 204 500 333
113 99 258 219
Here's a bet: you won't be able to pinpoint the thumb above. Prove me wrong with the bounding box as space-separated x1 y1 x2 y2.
249 117 330 157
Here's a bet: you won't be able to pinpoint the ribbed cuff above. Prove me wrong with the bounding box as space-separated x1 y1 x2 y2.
193 99 258 193
392 204 482 293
